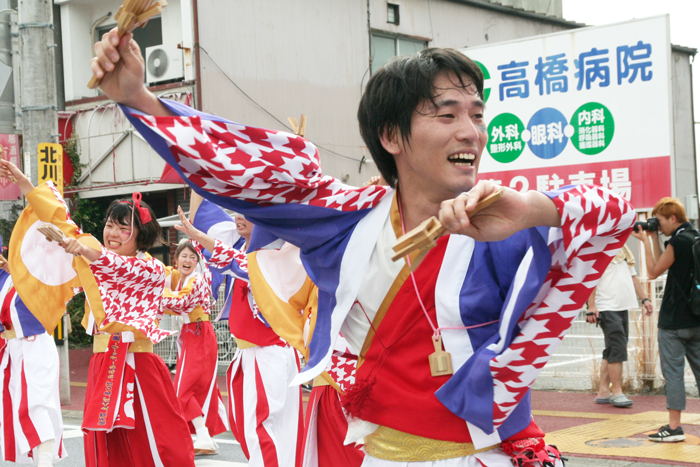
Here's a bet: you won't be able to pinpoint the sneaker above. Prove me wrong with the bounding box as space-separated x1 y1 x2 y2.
648 425 686 442
610 394 633 408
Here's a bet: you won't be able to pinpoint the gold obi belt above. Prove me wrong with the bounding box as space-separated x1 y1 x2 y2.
234 337 257 350
93 334 154 354
186 305 209 323
1 329 16 340
364 426 500 462
313 375 330 387
164 305 210 323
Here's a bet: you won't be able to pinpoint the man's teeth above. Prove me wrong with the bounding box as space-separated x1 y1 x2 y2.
449 153 475 164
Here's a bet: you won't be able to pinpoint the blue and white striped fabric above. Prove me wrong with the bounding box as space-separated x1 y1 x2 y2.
0 270 46 338
431 229 553 442
191 198 247 320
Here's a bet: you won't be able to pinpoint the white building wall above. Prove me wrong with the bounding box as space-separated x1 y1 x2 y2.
488 0 563 18
56 0 192 198
196 0 574 186
60 4 94 103
671 49 698 204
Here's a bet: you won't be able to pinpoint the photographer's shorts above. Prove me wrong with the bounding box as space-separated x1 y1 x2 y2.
599 310 629 363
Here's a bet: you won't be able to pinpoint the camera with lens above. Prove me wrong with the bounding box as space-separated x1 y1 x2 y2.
634 217 659 232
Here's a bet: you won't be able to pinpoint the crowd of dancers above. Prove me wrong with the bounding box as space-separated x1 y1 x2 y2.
0 157 365 466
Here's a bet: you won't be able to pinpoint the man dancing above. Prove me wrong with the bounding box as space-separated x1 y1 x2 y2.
91 29 635 465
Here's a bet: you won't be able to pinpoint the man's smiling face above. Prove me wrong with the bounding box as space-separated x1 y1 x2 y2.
388 72 487 201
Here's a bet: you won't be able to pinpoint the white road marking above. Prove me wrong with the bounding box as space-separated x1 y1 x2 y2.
543 355 598 368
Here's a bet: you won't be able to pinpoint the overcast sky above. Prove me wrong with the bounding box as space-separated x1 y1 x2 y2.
562 0 700 152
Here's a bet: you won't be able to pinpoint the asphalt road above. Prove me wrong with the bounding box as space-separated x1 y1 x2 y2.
18 419 692 467
51 417 249 467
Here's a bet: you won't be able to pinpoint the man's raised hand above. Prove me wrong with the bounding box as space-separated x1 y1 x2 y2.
438 181 561 242
89 28 170 116
90 29 148 106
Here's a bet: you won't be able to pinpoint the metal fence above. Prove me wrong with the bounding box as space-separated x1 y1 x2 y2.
533 276 699 396
154 284 238 366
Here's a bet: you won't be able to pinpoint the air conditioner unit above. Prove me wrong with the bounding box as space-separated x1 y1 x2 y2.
145 44 184 85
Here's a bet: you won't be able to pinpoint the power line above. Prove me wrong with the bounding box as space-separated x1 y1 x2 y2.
197 45 361 163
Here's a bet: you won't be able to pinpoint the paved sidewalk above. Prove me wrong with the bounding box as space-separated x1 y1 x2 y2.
64 348 700 466
532 391 700 466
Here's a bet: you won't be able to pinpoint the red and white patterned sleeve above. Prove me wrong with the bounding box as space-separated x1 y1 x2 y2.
488 184 636 430
87 250 169 343
89 248 165 289
189 240 213 288
124 101 391 211
208 239 248 273
162 275 208 315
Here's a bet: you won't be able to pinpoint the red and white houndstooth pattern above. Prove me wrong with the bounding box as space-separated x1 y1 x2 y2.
137 115 390 210
490 184 635 429
161 272 212 316
325 336 357 394
190 240 214 289
209 239 248 273
90 249 172 343
327 351 357 394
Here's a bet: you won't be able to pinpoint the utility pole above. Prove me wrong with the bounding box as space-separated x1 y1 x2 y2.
17 0 69 405
18 0 58 185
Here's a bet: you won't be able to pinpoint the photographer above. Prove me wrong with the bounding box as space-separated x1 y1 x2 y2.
632 197 700 443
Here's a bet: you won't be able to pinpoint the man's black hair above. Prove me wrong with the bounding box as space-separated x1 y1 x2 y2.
357 48 484 188
104 198 162 252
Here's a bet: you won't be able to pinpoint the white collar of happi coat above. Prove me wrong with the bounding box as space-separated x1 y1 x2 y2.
290 188 395 384
177 269 197 290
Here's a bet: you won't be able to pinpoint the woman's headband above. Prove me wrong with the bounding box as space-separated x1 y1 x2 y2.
119 192 152 224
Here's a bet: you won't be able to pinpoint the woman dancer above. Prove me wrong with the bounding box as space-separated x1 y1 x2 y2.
162 240 228 454
0 159 195 467
177 204 305 467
